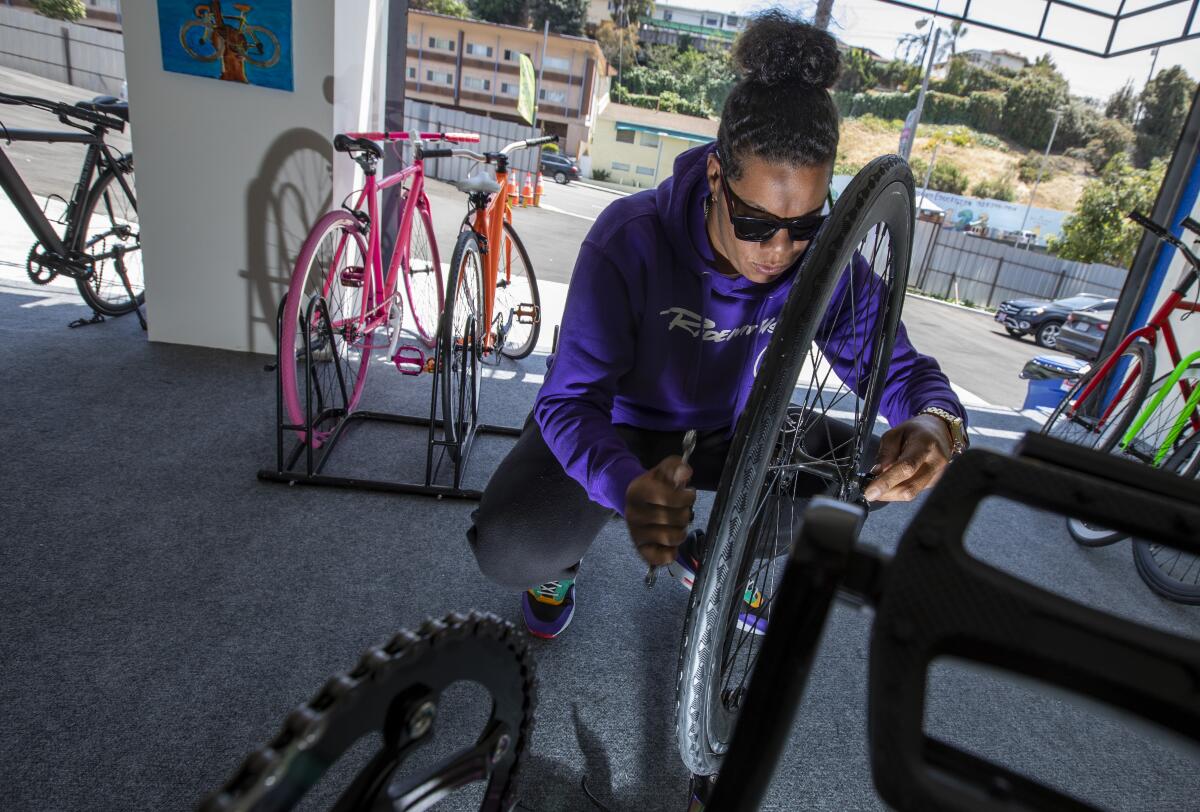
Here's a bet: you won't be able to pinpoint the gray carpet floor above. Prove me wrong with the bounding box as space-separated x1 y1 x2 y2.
1 291 1198 811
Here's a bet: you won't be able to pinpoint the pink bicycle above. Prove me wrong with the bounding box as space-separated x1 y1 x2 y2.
279 129 478 443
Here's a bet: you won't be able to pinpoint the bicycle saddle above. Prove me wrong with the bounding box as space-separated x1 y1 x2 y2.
77 97 128 122
333 134 383 159
454 172 502 196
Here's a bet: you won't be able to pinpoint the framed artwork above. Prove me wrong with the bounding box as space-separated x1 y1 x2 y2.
158 0 294 92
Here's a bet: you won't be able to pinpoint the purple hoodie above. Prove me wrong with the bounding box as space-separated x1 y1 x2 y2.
534 143 965 514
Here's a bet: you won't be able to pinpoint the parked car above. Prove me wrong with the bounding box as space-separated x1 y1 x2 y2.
540 152 580 184
1056 306 1113 360
994 293 1116 349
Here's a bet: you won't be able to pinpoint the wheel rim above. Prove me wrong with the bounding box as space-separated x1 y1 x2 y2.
79 170 143 310
444 243 484 447
1134 435 1200 594
710 220 905 751
403 203 444 347
1044 344 1150 452
1041 323 1060 346
285 219 371 444
495 224 539 359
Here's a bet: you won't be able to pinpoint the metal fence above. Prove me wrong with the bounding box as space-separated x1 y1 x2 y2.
910 220 1127 307
403 100 543 186
0 5 124 96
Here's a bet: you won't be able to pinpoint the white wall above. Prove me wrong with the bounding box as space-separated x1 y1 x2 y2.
123 0 382 354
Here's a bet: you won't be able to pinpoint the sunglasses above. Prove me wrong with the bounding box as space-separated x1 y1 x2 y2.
714 151 828 242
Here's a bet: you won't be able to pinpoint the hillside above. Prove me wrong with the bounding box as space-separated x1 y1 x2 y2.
838 116 1089 213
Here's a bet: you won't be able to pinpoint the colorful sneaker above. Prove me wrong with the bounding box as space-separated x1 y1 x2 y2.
522 577 576 639
669 531 768 636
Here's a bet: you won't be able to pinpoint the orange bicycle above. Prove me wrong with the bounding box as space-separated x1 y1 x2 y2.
416 134 557 450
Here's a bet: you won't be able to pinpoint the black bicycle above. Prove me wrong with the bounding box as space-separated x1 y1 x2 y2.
0 92 144 328
675 154 914 777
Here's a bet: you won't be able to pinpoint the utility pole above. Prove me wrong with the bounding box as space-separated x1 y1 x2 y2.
814 0 834 30
902 26 940 162
1134 47 1159 127
1017 107 1064 247
532 18 548 134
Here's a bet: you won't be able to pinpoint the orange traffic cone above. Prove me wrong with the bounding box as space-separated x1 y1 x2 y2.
508 173 520 207
534 171 545 207
521 172 534 207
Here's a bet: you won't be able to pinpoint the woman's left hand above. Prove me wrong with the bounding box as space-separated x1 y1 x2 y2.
863 414 954 503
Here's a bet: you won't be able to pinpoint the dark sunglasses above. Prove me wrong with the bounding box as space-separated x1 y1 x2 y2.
719 176 827 242
713 149 828 242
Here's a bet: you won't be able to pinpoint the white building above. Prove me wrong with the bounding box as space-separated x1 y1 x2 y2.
960 48 1028 73
588 0 745 50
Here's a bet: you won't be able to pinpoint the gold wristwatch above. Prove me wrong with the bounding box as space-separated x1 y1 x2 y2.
917 406 968 457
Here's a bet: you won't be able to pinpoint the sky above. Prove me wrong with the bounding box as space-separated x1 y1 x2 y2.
686 0 1200 102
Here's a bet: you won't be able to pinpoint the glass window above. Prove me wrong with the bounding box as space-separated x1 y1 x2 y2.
504 49 530 62
429 37 455 51
466 43 494 58
640 132 659 148
500 82 519 96
544 55 571 72
612 161 631 171
407 66 416 79
407 32 418 46
705 16 718 26
636 166 656 176
663 10 672 20
615 128 635 144
539 88 567 104
463 76 491 92
426 70 453 85
726 14 738 25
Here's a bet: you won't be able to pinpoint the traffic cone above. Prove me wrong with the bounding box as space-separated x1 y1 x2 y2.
508 173 520 207
534 171 545 207
521 172 533 207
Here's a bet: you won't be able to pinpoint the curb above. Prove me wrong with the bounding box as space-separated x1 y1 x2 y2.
905 290 996 317
572 180 633 197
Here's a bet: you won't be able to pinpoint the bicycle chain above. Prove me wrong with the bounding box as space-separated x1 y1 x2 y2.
202 611 537 812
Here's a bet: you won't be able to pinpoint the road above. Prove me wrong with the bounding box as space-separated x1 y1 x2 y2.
1 62 1041 411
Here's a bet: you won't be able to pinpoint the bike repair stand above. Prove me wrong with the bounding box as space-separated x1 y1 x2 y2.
256 295 521 500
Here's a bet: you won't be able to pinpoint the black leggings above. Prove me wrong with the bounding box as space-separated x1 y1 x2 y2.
467 412 873 590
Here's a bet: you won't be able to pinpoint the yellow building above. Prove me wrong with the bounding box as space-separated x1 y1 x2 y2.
405 10 611 157
589 102 718 188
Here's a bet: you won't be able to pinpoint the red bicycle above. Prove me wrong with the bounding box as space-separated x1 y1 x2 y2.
1042 211 1200 456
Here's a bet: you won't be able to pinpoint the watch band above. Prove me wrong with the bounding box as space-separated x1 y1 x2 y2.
917 406 968 456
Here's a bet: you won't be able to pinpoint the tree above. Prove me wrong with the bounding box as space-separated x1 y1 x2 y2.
530 0 586 34
814 0 835 30
1049 154 1165 266
1003 71 1068 149
835 47 878 94
469 0 527 26
412 0 472 18
1054 97 1100 151
595 21 640 68
30 0 85 21
944 20 967 57
1134 65 1196 168
610 0 653 26
1105 80 1137 123
1077 118 1134 172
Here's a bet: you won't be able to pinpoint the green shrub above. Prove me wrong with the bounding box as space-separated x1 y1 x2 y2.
1017 154 1053 182
967 90 1005 134
924 91 971 126
1003 72 1069 149
591 168 611 181
30 0 85 20
910 158 969 195
971 176 1016 201
542 142 560 154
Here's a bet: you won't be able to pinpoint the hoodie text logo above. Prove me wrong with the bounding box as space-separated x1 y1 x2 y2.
660 307 777 343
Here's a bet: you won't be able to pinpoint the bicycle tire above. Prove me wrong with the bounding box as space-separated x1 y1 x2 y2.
397 194 444 348
1066 519 1127 547
179 19 219 62
440 230 485 457
676 155 913 776
200 611 536 812
243 24 281 69
74 166 144 316
496 220 541 360
279 210 372 444
1132 432 1200 604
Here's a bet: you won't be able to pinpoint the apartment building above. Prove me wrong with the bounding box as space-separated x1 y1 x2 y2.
640 2 745 50
406 10 610 157
960 48 1028 72
590 102 718 187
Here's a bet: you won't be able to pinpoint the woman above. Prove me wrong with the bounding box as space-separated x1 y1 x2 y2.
469 11 967 640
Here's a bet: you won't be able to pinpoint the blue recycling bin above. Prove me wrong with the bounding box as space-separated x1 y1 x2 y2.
1019 355 1090 410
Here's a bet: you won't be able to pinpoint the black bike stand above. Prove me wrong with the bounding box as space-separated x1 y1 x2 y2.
257 296 521 500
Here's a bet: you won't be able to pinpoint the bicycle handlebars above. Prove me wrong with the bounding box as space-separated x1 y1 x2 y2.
343 131 481 144
415 133 560 163
0 92 125 132
1130 210 1200 270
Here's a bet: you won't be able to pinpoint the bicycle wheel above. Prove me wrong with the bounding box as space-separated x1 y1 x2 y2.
279 210 372 444
1132 433 1200 604
495 220 541 360
179 19 219 62
440 230 485 456
397 195 444 348
1066 519 1127 547
200 611 536 812
243 24 281 69
74 166 144 316
1042 341 1154 453
676 155 913 776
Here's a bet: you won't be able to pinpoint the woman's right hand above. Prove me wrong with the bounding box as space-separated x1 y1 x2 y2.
625 457 696 567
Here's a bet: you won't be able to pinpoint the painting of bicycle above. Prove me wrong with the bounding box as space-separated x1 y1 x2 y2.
157 0 293 91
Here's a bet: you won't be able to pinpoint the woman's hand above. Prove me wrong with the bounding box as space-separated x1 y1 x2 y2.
625 457 696 566
863 415 954 503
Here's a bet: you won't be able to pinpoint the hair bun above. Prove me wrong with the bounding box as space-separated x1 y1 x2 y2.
733 10 841 91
